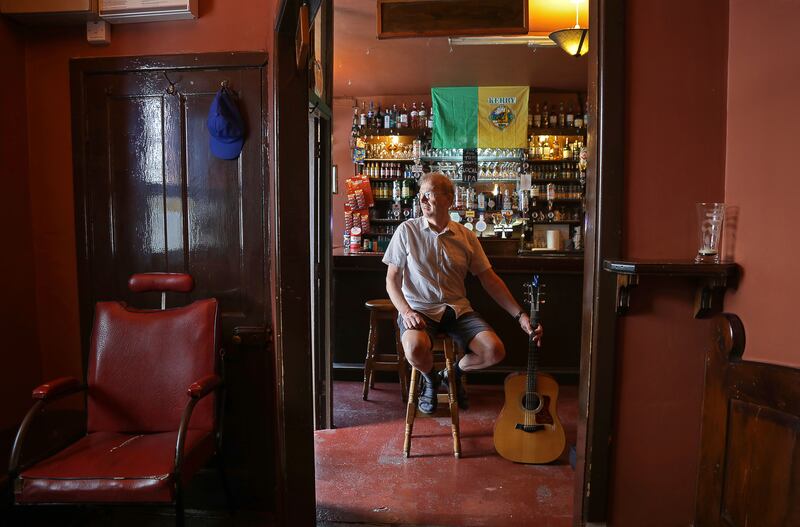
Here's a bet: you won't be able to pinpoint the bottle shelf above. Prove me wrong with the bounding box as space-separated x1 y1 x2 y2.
529 178 583 183
367 177 416 182
369 218 403 224
528 127 586 136
532 198 583 203
422 156 522 162
361 158 415 162
357 127 429 137
372 196 414 202
528 158 580 164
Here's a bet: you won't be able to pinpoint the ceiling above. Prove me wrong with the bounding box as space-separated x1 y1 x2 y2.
333 0 589 97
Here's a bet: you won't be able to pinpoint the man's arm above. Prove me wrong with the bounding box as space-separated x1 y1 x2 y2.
476 268 539 339
386 264 426 330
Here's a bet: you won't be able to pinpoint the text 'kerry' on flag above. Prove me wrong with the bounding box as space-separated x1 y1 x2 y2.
432 86 529 149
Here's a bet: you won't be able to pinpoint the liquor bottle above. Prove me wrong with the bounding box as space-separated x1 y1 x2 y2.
418 102 427 129
367 101 374 125
502 189 512 210
542 102 549 128
533 103 542 128
566 105 575 127
558 102 566 127
399 103 408 128
563 140 572 161
552 138 561 160
427 109 434 130
390 104 398 129
376 105 384 129
359 101 367 127
542 138 551 159
384 107 391 129
410 103 419 129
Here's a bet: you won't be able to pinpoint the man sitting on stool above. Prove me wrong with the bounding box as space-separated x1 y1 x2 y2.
383 172 542 414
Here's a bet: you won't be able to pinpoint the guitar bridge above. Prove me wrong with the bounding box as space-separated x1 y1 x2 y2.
514 423 546 433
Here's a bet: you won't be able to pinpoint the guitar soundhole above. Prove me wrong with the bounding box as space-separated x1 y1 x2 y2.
523 393 543 412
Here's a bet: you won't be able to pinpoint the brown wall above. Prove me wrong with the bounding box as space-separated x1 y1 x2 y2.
610 0 729 525
0 17 42 431
19 0 275 383
724 0 799 367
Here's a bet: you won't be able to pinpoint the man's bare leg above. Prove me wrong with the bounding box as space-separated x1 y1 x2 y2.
401 329 433 373
459 330 505 371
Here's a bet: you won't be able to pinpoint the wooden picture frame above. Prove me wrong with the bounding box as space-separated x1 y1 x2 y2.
295 3 310 71
376 0 528 39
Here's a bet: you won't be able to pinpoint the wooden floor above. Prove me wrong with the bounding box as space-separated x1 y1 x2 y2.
315 380 578 526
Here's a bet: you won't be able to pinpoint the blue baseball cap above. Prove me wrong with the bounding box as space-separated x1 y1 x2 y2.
207 88 245 160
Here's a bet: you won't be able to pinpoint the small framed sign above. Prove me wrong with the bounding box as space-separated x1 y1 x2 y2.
462 148 478 183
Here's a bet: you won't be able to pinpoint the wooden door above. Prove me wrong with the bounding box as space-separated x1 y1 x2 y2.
309 110 333 430
70 53 273 508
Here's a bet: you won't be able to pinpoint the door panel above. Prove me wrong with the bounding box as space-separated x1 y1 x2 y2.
72 55 272 508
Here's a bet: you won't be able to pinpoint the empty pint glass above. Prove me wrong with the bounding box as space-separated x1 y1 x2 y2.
695 203 726 263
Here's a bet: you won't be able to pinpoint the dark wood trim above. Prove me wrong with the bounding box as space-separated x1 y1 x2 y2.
70 52 267 74
695 314 800 526
69 51 269 375
602 260 739 277
376 0 528 39
273 1 317 524
574 0 625 523
333 254 584 274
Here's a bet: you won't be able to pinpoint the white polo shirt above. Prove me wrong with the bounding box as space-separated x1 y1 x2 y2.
382 217 492 322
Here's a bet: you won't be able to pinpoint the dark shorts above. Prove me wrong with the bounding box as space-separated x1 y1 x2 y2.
397 306 494 352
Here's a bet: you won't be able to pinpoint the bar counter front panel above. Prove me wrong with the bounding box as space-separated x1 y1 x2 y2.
332 253 583 383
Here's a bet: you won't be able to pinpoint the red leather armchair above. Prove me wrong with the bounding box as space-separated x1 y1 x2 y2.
8 273 226 526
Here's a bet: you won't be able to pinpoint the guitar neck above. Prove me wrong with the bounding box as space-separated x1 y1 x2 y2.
526 309 540 395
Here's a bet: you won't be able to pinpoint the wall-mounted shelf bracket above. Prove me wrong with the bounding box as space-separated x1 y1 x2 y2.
603 260 740 319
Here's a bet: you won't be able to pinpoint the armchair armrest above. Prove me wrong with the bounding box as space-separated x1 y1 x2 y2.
11 377 86 474
175 374 223 477
32 377 84 400
187 374 222 399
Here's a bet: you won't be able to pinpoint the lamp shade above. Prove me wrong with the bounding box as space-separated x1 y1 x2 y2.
549 28 589 57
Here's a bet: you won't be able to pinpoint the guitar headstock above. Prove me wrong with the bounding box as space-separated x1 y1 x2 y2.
523 275 545 319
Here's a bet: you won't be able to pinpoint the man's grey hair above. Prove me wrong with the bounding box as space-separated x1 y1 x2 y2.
419 172 455 202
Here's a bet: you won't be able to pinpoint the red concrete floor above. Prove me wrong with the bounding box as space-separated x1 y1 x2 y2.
315 380 578 526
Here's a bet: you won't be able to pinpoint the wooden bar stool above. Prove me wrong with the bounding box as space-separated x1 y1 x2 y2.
363 299 409 402
403 334 462 458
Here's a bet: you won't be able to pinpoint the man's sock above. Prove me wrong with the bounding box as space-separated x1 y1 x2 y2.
453 362 464 379
421 367 439 386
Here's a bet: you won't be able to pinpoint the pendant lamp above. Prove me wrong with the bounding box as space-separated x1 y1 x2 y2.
549 1 588 57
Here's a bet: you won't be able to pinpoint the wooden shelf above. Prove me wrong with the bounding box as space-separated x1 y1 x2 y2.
357 127 428 137
528 158 580 164
369 218 403 223
367 178 415 182
361 158 415 162
528 127 586 136
602 259 741 318
422 156 522 162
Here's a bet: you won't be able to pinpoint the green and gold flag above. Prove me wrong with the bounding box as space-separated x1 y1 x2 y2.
432 86 529 149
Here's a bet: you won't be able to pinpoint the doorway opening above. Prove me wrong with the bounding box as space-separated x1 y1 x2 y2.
274 0 624 521
324 1 585 525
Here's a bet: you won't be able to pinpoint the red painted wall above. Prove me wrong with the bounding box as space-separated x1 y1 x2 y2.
20 0 275 382
0 17 42 431
724 0 800 367
610 0 729 525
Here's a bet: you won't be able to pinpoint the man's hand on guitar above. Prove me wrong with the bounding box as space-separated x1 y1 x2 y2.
532 323 543 347
401 309 426 330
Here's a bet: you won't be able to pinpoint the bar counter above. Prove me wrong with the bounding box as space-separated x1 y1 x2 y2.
332 252 583 383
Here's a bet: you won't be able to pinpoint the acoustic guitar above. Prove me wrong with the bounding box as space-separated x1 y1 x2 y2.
493 275 566 464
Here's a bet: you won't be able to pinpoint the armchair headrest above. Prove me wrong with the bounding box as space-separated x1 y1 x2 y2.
128 273 194 293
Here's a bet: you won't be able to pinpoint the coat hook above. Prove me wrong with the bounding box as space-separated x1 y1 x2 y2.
220 80 229 90
163 72 177 95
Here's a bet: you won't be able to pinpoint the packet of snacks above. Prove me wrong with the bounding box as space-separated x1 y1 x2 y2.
345 176 374 208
